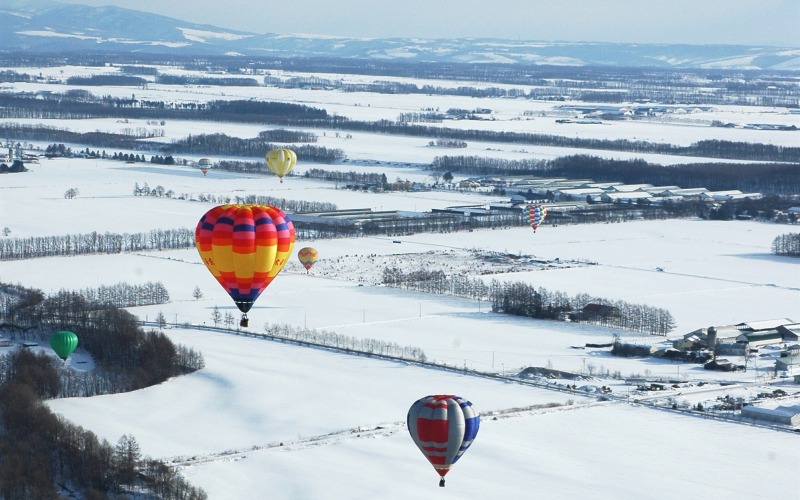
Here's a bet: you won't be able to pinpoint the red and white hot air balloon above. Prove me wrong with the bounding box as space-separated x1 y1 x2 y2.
407 394 480 487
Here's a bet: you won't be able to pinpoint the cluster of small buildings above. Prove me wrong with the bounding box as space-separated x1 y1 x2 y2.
673 319 800 375
506 178 762 205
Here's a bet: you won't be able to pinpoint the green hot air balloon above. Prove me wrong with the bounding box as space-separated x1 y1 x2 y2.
50 330 78 361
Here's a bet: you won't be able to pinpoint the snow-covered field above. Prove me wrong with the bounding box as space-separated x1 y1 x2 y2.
1 68 799 498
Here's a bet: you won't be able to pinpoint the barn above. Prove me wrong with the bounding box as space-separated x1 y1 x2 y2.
741 405 800 426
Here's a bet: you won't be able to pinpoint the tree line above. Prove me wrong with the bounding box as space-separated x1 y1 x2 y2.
303 168 387 187
772 233 800 257
380 266 675 335
3 52 796 108
0 124 345 164
320 121 800 164
0 228 195 260
164 132 343 163
153 188 337 213
258 321 428 363
0 93 327 123
1 91 798 163
0 281 171 319
156 74 260 86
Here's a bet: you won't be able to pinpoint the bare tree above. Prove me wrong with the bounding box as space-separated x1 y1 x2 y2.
211 306 221 327
155 311 166 329
223 311 235 329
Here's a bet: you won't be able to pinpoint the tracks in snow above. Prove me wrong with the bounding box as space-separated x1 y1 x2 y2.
165 400 608 468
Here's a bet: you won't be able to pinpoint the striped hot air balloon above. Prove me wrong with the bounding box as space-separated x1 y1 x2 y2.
297 247 319 273
407 394 480 487
195 204 295 327
265 148 297 183
198 158 212 176
526 203 548 233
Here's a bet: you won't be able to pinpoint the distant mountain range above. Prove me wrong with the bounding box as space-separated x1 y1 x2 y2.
2 0 799 71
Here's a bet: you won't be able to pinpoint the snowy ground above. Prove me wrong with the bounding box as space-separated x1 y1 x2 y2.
1 67 799 498
1 157 797 498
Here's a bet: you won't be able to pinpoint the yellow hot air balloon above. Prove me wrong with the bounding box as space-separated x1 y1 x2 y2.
265 148 297 183
297 247 318 273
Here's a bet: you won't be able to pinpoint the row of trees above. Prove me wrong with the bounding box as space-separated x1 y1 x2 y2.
303 168 387 187
258 322 428 363
771 233 800 257
166 134 343 163
156 74 260 86
380 267 675 335
66 74 147 86
0 282 169 327
0 228 195 260
260 65 797 107
4 53 796 107
188 192 337 213
80 281 170 309
2 92 798 163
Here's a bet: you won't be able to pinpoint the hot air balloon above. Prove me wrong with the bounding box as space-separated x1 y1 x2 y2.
50 330 78 361
297 247 318 273
526 203 547 233
407 394 480 487
198 158 212 176
265 148 297 183
195 204 295 327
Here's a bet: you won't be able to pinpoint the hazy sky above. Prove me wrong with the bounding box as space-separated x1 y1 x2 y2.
53 0 799 46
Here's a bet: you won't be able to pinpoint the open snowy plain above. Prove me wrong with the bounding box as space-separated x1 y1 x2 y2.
0 66 799 498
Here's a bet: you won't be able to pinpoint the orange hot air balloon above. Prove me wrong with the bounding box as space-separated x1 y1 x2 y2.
195 204 295 327
198 158 212 176
297 247 318 273
266 148 297 183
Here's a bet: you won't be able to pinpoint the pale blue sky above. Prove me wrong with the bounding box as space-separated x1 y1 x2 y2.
52 0 800 46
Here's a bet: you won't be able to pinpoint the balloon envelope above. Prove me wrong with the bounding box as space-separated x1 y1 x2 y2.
265 148 297 182
407 395 479 483
195 204 295 314
526 203 548 232
297 247 318 271
198 158 212 176
50 330 78 360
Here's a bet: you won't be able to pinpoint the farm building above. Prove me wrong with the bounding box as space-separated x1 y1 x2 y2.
555 188 605 201
776 324 800 342
775 355 800 374
601 191 653 203
736 331 784 348
609 184 654 193
741 405 800 426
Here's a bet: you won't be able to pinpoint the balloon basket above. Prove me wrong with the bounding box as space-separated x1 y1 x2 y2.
439 478 445 488
240 315 249 328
